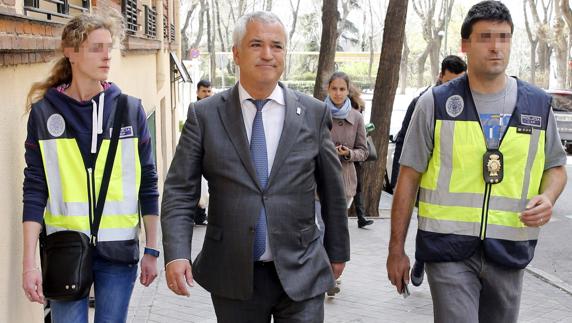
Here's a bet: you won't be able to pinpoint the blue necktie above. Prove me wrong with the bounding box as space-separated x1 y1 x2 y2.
249 99 270 260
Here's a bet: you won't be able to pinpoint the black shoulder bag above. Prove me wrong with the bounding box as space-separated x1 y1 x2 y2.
41 94 128 301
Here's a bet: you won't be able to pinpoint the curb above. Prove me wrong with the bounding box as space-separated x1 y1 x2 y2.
525 265 572 296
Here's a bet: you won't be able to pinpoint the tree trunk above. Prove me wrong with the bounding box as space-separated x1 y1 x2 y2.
265 0 273 11
367 0 375 85
191 0 207 49
524 0 538 84
560 0 572 87
399 34 409 95
207 0 216 84
531 41 538 83
181 1 199 60
553 3 568 88
313 0 339 100
429 38 441 82
284 0 301 79
363 0 409 217
416 45 430 88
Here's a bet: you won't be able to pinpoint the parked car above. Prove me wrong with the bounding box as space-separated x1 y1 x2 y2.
547 89 572 154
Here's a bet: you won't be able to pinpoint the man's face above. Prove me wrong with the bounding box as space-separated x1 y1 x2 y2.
232 20 286 89
439 70 465 83
197 86 212 100
462 20 512 79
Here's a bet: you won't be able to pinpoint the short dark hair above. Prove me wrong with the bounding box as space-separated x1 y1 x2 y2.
461 1 513 40
197 79 211 89
441 55 467 75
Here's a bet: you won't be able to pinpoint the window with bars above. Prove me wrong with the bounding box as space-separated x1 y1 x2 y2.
163 14 168 40
122 0 138 35
24 0 89 21
169 23 175 43
144 5 157 38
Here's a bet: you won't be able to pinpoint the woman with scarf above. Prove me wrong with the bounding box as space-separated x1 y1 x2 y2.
322 72 369 296
325 72 369 218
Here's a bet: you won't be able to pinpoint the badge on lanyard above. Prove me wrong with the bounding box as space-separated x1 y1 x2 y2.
483 150 503 184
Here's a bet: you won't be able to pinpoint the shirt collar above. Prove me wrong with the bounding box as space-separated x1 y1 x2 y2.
238 82 285 106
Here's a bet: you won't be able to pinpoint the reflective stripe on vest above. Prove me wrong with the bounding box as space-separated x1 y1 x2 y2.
39 137 140 242
418 119 544 242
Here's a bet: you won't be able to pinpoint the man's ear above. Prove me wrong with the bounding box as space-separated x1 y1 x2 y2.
461 39 469 53
232 46 239 64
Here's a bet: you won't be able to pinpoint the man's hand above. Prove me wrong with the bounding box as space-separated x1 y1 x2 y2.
520 194 553 227
387 250 410 294
331 262 346 279
139 254 158 287
165 260 194 296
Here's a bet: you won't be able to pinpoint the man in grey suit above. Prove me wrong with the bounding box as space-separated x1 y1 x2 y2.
161 11 350 323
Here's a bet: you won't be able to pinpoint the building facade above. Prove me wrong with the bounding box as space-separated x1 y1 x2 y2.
0 0 186 321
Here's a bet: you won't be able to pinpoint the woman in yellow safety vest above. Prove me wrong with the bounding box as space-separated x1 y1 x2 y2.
21 10 159 323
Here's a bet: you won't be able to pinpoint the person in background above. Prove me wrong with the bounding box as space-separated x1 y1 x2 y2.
322 72 368 297
21 11 159 323
391 55 467 190
194 79 213 226
391 55 467 286
348 83 374 229
387 2 567 322
196 79 213 101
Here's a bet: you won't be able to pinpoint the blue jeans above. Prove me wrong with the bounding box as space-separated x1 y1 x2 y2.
50 255 138 323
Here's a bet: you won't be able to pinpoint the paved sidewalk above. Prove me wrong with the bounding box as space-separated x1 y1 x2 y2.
127 213 572 323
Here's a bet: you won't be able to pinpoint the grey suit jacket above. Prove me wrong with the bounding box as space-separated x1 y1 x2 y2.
161 83 350 301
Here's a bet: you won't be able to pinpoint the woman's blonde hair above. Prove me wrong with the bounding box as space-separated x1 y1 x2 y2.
25 9 124 112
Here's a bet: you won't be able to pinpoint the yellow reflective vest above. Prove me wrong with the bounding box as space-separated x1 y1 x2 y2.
34 97 142 263
415 75 551 269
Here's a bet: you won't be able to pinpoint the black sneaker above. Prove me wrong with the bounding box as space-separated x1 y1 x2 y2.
411 261 424 287
358 219 374 228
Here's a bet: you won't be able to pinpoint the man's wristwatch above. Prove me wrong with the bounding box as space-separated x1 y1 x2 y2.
144 247 160 258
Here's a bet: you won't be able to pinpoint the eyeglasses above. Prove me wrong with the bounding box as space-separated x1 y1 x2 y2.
473 32 512 43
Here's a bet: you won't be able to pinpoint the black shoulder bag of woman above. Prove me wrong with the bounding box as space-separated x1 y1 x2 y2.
40 94 128 301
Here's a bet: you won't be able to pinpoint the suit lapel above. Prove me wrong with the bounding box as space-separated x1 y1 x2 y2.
267 84 304 186
218 85 261 190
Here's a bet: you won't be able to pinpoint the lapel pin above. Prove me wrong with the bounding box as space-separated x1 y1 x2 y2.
296 107 301 115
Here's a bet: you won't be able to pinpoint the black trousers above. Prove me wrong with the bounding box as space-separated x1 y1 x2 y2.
211 262 325 323
353 163 368 222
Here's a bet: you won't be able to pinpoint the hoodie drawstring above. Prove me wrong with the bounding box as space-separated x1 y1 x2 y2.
90 92 105 154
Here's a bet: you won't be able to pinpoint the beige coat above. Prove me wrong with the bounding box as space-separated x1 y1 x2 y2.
330 108 368 201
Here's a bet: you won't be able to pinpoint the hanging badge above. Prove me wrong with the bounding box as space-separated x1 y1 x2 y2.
483 150 503 184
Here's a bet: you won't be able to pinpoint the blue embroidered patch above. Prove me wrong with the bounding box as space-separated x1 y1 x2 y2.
109 126 134 138
520 114 541 128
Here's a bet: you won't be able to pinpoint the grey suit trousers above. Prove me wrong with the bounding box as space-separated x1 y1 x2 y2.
211 261 325 323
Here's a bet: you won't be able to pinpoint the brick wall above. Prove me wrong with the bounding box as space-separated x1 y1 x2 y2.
0 14 62 66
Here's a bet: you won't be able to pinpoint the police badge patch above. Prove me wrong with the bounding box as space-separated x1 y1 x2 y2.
520 114 541 128
47 114 65 137
445 95 464 118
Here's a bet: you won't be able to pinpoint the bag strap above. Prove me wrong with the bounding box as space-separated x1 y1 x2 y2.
90 94 128 245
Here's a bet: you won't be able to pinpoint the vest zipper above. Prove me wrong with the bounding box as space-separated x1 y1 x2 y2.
479 183 492 239
87 167 97 246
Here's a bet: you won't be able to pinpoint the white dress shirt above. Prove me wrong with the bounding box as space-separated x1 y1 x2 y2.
238 83 285 261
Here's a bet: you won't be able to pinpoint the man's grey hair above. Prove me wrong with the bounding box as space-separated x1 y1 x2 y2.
232 11 288 48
